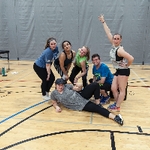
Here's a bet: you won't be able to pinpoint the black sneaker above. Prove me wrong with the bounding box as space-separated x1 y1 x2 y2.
114 114 123 126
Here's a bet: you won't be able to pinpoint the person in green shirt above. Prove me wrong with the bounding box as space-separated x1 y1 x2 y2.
69 46 90 88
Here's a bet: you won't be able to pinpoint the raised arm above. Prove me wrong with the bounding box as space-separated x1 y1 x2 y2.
98 14 113 44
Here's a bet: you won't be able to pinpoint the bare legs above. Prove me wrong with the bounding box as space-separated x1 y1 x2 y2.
111 75 128 107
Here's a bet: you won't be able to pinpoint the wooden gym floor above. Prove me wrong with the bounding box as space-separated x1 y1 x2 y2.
0 60 150 150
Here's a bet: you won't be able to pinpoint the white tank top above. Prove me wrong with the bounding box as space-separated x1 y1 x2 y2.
110 46 127 69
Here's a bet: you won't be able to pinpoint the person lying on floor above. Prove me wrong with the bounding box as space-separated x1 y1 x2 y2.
50 78 123 126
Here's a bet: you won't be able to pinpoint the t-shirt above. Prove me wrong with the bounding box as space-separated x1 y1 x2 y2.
75 50 88 67
35 46 59 68
51 84 89 111
92 63 113 84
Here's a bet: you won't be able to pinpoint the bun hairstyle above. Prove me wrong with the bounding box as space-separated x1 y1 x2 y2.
45 37 57 49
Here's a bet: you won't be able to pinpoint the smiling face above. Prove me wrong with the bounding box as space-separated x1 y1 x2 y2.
79 46 88 57
113 34 122 47
92 56 101 67
55 84 64 93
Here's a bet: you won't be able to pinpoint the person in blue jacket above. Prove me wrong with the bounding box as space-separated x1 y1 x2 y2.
33 37 59 100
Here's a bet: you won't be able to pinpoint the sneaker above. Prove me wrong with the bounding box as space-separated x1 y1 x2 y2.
100 96 110 105
43 95 50 100
114 114 123 126
46 92 49 97
107 102 120 112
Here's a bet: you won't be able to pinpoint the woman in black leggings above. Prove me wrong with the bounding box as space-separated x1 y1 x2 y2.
33 37 59 100
51 78 124 126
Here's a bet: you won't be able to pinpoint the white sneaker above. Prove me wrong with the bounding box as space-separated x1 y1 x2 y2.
43 95 50 100
46 92 49 97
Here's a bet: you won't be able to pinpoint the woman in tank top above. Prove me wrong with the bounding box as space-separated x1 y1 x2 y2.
54 40 76 82
98 14 134 112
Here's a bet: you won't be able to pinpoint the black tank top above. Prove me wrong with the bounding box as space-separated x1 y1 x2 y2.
116 48 123 61
54 50 73 67
63 50 73 66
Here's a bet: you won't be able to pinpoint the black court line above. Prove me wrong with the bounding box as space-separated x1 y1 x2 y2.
1 129 150 150
110 131 116 150
0 104 149 150
0 105 52 137
129 85 150 88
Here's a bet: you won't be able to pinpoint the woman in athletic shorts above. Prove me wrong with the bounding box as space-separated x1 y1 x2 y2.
98 15 134 112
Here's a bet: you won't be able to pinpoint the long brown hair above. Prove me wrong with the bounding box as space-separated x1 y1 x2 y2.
44 37 57 49
84 46 90 61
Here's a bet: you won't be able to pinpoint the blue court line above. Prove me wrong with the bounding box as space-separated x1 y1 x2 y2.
0 99 49 124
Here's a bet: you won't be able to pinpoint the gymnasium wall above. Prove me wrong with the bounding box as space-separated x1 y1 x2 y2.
0 0 150 64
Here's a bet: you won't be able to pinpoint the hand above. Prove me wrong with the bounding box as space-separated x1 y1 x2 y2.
73 83 83 91
74 77 78 84
119 62 128 68
65 74 69 80
73 62 76 66
98 14 105 23
56 106 61 112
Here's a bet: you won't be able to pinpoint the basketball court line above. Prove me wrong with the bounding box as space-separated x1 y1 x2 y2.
0 99 49 124
2 109 150 131
1 129 150 150
131 69 150 90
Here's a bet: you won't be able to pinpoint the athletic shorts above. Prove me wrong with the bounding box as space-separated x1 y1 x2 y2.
114 68 130 76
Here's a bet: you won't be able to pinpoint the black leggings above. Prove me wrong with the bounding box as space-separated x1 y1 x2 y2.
82 101 110 118
80 82 100 99
69 65 89 88
80 82 110 118
33 63 55 96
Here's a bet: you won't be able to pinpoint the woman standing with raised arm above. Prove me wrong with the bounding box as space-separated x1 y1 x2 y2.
54 40 76 82
33 37 59 100
98 15 134 112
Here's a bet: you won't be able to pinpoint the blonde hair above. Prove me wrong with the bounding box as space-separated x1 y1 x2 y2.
84 46 90 61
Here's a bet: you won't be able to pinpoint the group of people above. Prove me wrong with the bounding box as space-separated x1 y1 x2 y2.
33 38 90 99
33 15 134 126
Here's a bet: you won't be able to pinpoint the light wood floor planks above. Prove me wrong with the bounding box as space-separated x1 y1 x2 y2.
0 60 150 150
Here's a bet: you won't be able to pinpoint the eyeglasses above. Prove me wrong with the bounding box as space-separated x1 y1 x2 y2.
113 38 120 40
